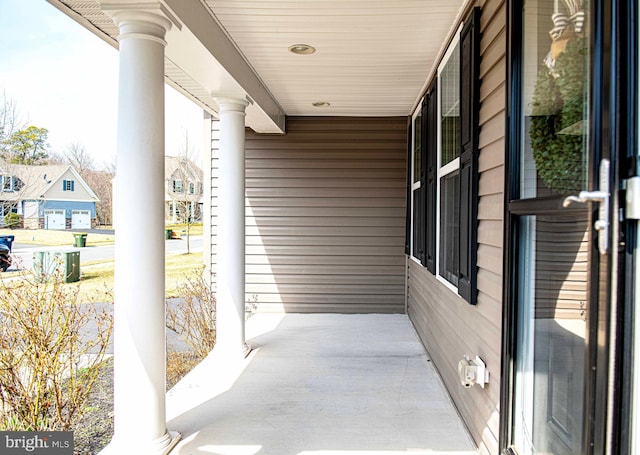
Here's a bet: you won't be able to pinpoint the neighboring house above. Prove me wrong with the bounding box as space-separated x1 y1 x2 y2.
51 1 640 455
164 155 203 223
0 164 99 229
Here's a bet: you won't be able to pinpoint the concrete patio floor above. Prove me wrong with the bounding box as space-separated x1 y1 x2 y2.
166 313 477 455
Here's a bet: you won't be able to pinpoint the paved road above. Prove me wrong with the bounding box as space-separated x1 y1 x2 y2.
4 234 202 354
8 235 203 271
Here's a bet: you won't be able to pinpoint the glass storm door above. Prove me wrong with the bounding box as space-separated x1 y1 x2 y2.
506 0 612 453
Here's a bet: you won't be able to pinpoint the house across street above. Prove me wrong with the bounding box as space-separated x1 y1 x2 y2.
0 164 99 229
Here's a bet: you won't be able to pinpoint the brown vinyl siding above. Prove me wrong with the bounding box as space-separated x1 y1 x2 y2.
407 1 505 454
208 116 408 313
535 215 590 319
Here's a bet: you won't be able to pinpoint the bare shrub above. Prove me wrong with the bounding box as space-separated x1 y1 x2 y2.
166 275 258 364
166 274 216 359
166 351 201 390
0 267 113 431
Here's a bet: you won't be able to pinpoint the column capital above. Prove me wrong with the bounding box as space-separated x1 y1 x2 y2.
214 96 251 115
100 2 181 44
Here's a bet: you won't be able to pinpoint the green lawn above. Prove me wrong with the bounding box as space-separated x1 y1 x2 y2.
0 226 205 302
1 253 205 303
75 253 204 302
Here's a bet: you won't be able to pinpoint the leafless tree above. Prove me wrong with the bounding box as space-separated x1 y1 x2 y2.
84 169 114 226
64 142 95 176
46 150 67 165
59 144 113 226
0 91 25 157
166 133 202 253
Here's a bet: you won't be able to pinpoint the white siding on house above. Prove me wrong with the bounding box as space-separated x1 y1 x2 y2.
23 201 39 229
23 201 38 219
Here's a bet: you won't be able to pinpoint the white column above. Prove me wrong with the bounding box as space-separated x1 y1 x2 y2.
101 3 179 454
215 97 250 356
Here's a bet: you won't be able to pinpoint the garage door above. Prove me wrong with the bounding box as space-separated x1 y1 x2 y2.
45 210 65 230
71 210 91 229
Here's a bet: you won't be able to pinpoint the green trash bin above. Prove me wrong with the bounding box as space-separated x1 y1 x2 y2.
33 250 81 283
64 250 81 283
165 228 173 240
74 233 87 247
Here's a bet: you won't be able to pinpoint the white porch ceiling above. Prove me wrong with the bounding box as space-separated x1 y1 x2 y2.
48 0 468 132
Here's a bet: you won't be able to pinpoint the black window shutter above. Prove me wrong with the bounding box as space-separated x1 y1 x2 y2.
458 6 481 304
404 116 412 255
424 80 438 274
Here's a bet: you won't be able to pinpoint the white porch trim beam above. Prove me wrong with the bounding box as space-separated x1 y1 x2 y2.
214 96 250 356
163 0 286 134
100 2 179 453
46 0 286 134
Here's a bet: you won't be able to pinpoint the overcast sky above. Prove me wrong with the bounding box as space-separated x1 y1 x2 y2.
0 0 203 169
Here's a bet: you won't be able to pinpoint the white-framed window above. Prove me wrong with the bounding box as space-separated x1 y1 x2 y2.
436 33 461 290
188 182 195 194
172 179 183 193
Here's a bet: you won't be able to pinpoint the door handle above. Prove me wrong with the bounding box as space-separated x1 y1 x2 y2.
562 159 610 254
562 190 608 206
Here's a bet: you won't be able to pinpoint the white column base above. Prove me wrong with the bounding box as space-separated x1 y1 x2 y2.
100 431 181 455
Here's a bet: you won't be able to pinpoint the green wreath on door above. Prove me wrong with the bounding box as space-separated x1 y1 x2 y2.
530 34 587 194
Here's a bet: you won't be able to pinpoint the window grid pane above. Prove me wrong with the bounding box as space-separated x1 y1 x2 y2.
412 190 423 259
441 43 460 166
413 112 422 184
439 171 460 286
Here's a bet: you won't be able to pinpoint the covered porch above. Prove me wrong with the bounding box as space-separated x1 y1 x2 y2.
166 313 476 455
46 0 499 453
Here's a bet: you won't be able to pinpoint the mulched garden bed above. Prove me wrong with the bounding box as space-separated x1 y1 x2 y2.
72 352 201 455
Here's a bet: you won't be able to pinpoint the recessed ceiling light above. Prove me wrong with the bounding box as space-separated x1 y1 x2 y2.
289 44 316 55
312 101 331 108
